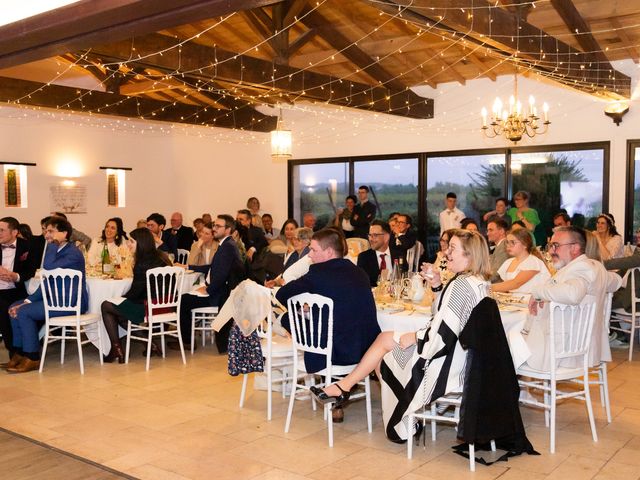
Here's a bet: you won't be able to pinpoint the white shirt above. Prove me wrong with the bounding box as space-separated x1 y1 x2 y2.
0 240 17 290
376 248 391 270
497 254 550 294
439 207 465 234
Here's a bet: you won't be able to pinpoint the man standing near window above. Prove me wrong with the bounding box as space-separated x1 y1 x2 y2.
351 185 377 239
439 192 465 235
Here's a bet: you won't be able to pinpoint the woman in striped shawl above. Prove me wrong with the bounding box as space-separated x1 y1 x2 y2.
311 230 491 443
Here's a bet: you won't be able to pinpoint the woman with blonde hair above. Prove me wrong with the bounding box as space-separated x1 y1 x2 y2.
311 229 492 442
492 228 550 294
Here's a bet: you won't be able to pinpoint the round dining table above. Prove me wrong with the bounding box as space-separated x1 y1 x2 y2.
376 302 531 369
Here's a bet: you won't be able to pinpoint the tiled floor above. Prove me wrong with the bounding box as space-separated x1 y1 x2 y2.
1 342 640 480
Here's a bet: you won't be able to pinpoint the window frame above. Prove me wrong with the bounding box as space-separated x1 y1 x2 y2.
625 139 640 242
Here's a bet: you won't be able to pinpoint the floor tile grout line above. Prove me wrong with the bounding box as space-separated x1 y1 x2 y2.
0 426 139 480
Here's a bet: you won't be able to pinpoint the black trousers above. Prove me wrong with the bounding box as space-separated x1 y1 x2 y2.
0 288 28 357
179 293 231 353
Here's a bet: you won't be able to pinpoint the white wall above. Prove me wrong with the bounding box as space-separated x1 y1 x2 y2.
0 65 637 237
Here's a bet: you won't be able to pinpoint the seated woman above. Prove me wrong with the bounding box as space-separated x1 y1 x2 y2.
311 229 491 442
100 228 171 363
87 217 132 276
491 228 551 294
593 213 623 260
279 218 299 264
186 221 218 274
283 227 312 271
5 217 88 373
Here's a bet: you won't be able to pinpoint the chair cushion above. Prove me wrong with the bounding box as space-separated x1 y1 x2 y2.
47 313 100 326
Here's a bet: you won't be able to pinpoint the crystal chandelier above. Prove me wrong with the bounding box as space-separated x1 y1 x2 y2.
270 109 292 160
481 71 550 143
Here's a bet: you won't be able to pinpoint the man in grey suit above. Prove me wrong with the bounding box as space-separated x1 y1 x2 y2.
488 217 510 282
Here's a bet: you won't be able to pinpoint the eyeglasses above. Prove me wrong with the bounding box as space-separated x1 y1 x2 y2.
505 240 520 246
548 242 577 251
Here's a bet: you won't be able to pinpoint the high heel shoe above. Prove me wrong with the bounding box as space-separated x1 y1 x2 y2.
310 383 351 407
103 344 125 364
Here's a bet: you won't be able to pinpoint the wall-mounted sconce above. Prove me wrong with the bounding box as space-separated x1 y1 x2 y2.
604 102 629 126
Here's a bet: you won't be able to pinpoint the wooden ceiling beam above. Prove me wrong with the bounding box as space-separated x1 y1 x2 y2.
288 29 317 57
0 0 284 69
610 18 640 64
367 0 632 98
88 33 434 118
0 76 277 131
423 47 466 85
465 53 497 81
549 0 610 64
299 9 408 91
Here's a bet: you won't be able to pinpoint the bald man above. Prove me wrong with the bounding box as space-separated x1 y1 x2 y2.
162 212 194 251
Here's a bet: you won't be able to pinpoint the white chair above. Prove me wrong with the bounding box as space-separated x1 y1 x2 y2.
239 286 294 420
517 295 598 453
610 267 640 361
283 293 372 447
408 394 495 471
39 268 102 374
176 248 190 265
190 306 218 354
125 266 186 370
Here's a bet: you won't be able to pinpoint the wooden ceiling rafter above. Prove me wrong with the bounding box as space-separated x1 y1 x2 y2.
367 0 632 98
609 18 640 64
549 0 610 65
87 33 433 118
0 76 278 130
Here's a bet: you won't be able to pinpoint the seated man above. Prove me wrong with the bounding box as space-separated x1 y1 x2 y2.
524 227 612 370
0 216 38 366
603 248 640 344
163 211 194 251
390 214 416 267
276 228 380 420
147 212 177 257
5 217 88 373
176 214 245 353
357 220 398 287
487 217 510 282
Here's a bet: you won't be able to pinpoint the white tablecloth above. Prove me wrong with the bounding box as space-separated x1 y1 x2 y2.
376 304 531 369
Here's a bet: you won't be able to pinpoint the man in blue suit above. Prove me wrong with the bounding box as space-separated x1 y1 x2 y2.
5 217 88 373
175 214 245 353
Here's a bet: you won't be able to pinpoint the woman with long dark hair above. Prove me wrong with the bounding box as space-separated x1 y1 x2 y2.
100 228 171 363
593 213 623 260
87 217 131 271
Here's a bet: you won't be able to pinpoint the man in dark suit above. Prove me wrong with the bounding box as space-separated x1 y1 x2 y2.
5 217 88 373
176 214 245 353
390 213 417 267
487 217 510 283
236 209 268 262
147 212 177 257
0 217 38 364
276 228 380 422
350 185 377 239
164 212 194 251
357 220 397 286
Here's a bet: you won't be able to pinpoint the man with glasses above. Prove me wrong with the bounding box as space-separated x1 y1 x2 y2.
174 214 245 354
358 221 398 286
391 214 417 266
487 217 510 282
523 226 617 370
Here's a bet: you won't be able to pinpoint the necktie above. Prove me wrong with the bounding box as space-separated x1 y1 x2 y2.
1 244 16 249
379 253 387 270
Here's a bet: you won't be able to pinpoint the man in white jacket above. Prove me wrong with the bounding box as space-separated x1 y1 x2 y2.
524 227 619 369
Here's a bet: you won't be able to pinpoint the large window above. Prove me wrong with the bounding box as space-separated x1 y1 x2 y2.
291 161 348 229
425 152 505 258
289 142 609 253
354 158 419 223
626 140 640 242
512 146 606 245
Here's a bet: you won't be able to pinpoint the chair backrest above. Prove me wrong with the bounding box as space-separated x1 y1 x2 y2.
40 268 83 319
146 266 185 319
621 267 640 315
346 237 370 256
286 293 334 358
549 294 597 363
176 248 190 265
